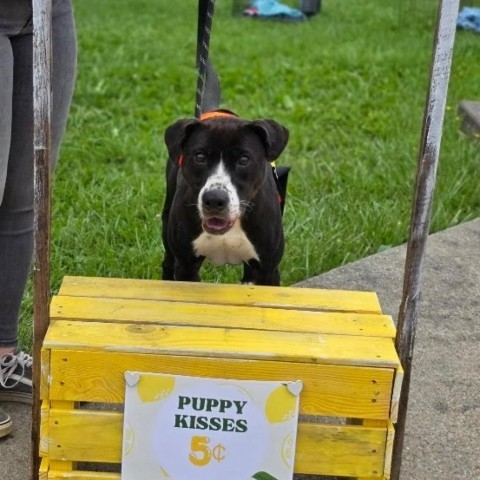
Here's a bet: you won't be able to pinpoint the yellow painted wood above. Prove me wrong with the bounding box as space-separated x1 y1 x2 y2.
298 423 385 478
41 349 50 400
384 421 395 480
41 276 400 479
50 400 75 409
47 409 122 464
40 400 49 457
351 470 388 477
47 401 75 472
44 320 400 368
390 365 404 423
48 350 395 419
50 295 394 338
39 457 48 480
351 472 388 478
47 408 386 477
362 419 386 427
58 275 382 314
48 460 74 472
48 472 119 480
352 419 391 480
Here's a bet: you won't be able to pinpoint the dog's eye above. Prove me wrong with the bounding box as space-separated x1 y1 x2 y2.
194 153 207 164
237 155 250 166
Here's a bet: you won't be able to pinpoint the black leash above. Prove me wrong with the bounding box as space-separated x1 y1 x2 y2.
195 0 217 118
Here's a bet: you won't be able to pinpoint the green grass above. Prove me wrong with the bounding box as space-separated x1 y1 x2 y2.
18 0 480 350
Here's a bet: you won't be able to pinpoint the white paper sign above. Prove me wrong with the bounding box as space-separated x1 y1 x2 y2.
122 372 303 480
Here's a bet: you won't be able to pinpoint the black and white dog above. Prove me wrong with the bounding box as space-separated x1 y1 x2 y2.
161 110 289 286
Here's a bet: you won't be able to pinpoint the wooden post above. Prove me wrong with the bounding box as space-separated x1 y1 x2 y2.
392 1 460 478
32 0 52 478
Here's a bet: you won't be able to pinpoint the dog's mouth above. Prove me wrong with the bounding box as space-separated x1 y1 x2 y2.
202 217 235 235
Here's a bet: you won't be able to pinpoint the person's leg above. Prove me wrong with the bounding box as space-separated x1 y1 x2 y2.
0 25 17 354
0 1 76 401
0 0 31 435
50 0 77 168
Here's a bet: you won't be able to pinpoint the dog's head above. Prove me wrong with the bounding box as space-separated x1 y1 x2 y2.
165 113 289 235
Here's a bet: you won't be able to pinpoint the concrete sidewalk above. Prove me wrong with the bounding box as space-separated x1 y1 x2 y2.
1 218 479 479
297 218 480 479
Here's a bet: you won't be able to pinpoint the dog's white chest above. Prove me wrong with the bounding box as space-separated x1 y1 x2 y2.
193 221 259 266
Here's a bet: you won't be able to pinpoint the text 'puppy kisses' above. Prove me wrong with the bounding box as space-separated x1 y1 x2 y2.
174 395 248 433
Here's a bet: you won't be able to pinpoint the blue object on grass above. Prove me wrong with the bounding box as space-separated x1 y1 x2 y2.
246 0 305 20
457 7 480 33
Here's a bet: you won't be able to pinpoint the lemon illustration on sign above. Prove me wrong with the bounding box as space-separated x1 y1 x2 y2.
265 385 296 423
137 375 175 402
159 465 171 477
281 432 294 469
123 422 135 456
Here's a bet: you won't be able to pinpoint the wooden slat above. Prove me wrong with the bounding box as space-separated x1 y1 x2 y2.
390 365 404 423
48 401 75 472
58 276 382 314
355 419 389 480
298 422 386 477
41 349 50 401
44 320 400 368
39 457 48 480
384 422 395 480
47 460 73 472
47 350 394 419
46 409 386 478
48 409 121 464
40 401 49 457
50 295 395 338
48 472 119 480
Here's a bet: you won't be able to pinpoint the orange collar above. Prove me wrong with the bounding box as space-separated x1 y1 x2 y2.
199 110 238 121
178 110 238 166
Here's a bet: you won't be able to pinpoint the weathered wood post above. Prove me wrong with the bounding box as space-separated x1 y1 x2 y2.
392 1 460 478
32 0 52 478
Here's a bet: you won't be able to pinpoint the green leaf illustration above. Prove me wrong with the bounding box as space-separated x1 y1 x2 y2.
252 472 279 480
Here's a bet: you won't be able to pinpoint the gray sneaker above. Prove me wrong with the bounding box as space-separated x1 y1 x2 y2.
0 407 12 439
0 351 33 404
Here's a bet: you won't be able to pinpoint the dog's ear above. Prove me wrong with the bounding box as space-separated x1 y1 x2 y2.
247 120 289 162
164 119 202 163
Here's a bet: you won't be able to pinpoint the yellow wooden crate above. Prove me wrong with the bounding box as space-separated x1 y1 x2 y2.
39 276 403 480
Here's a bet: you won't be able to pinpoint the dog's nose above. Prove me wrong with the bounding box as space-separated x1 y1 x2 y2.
202 189 229 211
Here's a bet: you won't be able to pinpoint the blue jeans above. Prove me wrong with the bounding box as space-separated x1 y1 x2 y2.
0 0 76 347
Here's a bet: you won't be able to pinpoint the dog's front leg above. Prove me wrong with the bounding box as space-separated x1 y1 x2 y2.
174 256 204 282
242 261 280 286
162 251 175 280
254 268 280 286
161 162 178 280
161 214 175 280
241 263 255 285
